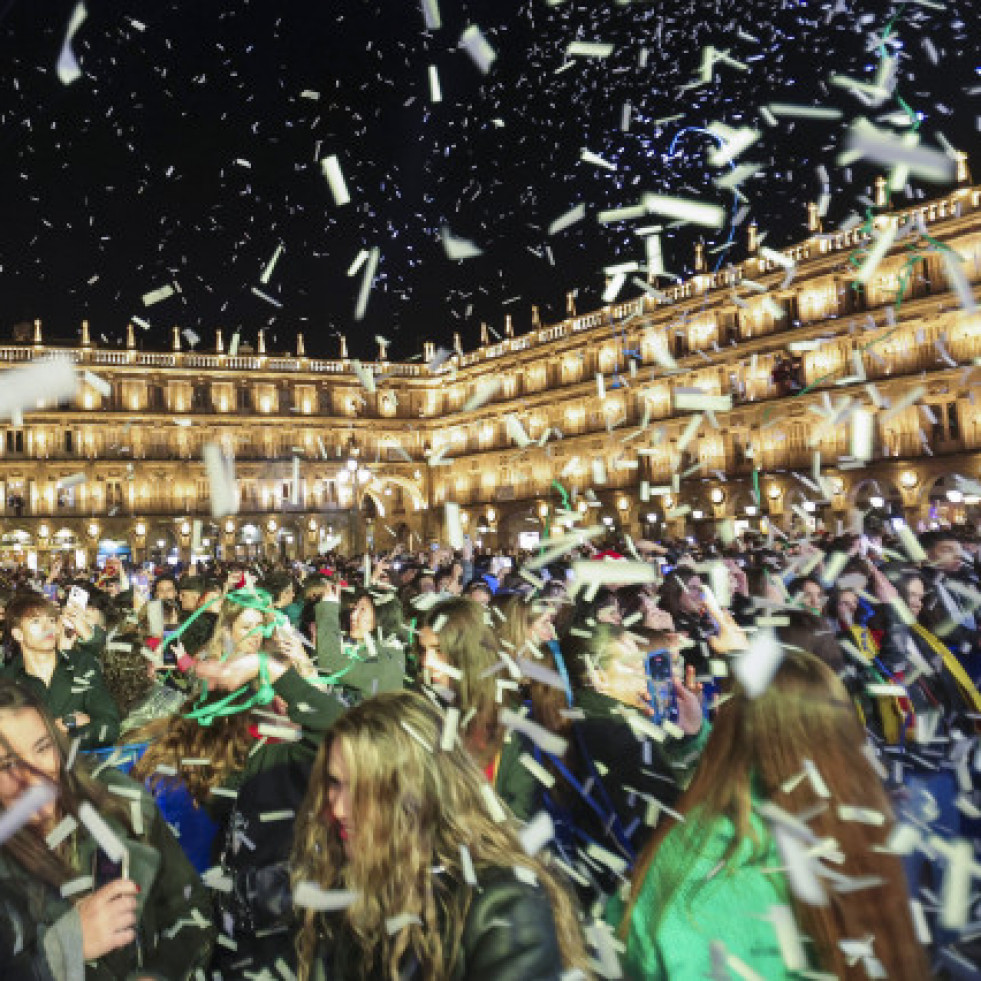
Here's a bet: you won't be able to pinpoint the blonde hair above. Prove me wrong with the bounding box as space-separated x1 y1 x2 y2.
198 594 273 662
292 691 589 980
130 594 276 802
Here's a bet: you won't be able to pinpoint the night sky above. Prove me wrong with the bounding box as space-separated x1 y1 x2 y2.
1 0 980 360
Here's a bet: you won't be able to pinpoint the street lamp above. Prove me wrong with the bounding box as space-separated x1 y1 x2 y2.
337 453 372 554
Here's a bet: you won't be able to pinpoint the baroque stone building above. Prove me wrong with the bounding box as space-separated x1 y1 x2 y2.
3 180 981 565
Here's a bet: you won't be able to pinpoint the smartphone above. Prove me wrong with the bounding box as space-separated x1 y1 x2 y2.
160 636 178 667
42 584 59 602
68 585 89 610
93 847 129 888
645 649 677 725
145 599 165 637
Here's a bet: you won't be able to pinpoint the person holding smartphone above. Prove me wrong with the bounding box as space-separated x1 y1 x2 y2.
0 679 215 979
0 593 119 749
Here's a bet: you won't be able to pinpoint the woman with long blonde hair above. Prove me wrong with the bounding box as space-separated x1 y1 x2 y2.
291 690 590 981
132 591 338 813
617 650 929 979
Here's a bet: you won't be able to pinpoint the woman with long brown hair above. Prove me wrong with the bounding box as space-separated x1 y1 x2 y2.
616 650 929 979
0 678 215 979
291 689 590 981
416 599 515 772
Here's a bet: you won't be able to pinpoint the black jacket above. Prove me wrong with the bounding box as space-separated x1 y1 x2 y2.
211 757 313 977
315 868 566 981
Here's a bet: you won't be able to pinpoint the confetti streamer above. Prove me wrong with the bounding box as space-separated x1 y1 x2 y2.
78 801 127 863
519 811 554 856
428 65 442 103
202 443 239 518
292 884 359 911
643 194 725 229
354 247 380 321
56 2 87 85
547 202 586 236
259 243 285 284
734 628 782 698
419 0 441 31
0 784 58 846
321 155 351 206
499 708 568 758
442 226 483 260
0 358 79 422
458 25 496 74
566 41 614 59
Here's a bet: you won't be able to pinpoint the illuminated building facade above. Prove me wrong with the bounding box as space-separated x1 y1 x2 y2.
2 180 981 565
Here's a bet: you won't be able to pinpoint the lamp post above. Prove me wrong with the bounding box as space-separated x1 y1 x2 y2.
337 454 372 555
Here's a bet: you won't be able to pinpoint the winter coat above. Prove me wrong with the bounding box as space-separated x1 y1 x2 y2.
0 628 120 749
0 767 215 980
313 866 566 981
315 599 406 699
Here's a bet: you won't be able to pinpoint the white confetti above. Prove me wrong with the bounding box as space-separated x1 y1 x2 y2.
56 2 87 85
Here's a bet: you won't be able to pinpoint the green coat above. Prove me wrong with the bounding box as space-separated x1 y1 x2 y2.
495 731 539 822
0 628 120 749
0 767 215 980
610 809 807 980
315 600 406 698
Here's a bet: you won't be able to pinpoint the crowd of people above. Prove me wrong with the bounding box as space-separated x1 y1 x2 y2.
0 519 977 979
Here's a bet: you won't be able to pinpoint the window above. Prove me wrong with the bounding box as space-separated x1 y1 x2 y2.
64 430 74 454
192 384 210 411
948 402 960 441
5 431 24 454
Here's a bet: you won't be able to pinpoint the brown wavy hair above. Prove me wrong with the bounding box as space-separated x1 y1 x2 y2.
129 705 253 805
493 593 575 786
419 598 507 768
0 680 135 887
291 690 589 980
621 650 929 979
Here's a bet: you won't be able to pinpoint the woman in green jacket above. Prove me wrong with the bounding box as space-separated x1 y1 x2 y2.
314 581 406 699
615 650 929 980
0 679 215 979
